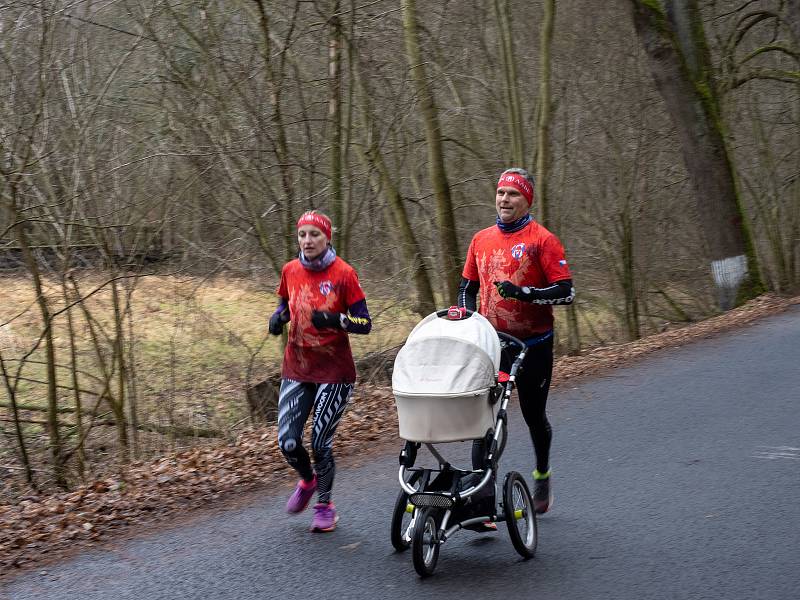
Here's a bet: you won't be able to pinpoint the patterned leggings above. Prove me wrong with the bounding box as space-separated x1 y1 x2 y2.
277 379 353 504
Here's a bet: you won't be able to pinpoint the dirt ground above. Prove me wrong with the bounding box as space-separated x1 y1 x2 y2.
0 292 797 578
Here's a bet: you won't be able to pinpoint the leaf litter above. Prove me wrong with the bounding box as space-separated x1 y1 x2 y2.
0 293 797 577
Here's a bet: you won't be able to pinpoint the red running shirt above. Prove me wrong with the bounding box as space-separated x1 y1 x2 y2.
277 257 366 383
462 220 572 338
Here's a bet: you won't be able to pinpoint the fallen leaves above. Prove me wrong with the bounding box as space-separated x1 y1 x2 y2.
0 293 796 576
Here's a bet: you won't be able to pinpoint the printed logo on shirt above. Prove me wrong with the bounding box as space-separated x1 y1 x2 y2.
319 280 334 296
559 259 568 266
511 243 526 260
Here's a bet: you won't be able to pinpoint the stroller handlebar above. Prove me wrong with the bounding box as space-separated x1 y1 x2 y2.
496 331 526 353
436 307 526 352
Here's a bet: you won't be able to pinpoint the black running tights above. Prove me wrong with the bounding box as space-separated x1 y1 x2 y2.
472 336 554 474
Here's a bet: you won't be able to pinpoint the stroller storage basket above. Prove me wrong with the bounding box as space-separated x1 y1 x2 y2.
409 493 455 509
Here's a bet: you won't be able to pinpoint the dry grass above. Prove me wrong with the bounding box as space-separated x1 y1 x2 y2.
0 272 716 444
0 274 416 440
0 272 401 482
2 270 775 497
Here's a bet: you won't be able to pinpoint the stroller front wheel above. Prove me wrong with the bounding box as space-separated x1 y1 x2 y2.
390 490 414 552
503 471 538 559
412 507 441 577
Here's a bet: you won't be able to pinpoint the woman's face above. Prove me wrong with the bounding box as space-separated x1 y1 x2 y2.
297 225 328 260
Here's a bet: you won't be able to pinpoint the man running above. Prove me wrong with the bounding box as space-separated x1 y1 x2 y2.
459 167 575 514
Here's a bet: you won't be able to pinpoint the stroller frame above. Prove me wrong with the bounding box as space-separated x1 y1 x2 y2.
391 309 539 577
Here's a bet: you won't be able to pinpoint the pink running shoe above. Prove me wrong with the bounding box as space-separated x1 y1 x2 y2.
286 476 317 514
310 502 338 532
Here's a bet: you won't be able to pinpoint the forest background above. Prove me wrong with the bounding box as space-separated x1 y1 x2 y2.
1 0 798 499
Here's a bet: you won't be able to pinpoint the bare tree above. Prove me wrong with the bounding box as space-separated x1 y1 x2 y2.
494 0 526 166
349 33 437 315
630 0 764 309
535 0 556 226
401 0 460 301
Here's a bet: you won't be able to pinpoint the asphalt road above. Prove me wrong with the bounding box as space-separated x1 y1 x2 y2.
3 306 799 600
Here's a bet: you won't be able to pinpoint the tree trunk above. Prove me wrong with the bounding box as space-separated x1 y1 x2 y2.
535 0 582 351
621 203 641 340
349 41 437 316
787 0 800 46
61 270 86 478
630 0 763 309
401 0 460 302
494 0 525 166
16 216 67 487
70 274 128 457
0 352 36 487
327 2 348 258
535 0 556 227
253 0 299 262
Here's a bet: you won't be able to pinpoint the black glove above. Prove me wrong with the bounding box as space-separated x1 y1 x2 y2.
268 312 285 335
494 281 524 300
311 310 343 330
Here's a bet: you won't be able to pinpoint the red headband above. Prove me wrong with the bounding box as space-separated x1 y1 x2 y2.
296 211 332 240
497 172 534 206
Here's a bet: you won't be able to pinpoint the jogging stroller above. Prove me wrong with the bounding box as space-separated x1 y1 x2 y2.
390 307 537 577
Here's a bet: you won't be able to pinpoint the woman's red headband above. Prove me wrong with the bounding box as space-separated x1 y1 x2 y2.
296 211 332 240
497 172 533 206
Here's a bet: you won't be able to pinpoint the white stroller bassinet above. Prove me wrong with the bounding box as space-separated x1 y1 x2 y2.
392 311 502 443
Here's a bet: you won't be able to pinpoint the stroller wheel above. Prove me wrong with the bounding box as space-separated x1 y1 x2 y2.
503 471 538 559
390 490 414 552
391 470 421 552
412 508 441 577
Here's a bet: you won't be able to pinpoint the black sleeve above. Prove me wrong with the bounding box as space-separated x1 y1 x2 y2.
458 277 480 311
518 279 575 305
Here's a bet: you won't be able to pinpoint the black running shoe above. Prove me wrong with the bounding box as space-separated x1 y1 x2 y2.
532 471 553 514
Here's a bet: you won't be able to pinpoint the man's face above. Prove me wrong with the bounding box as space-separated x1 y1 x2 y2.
297 225 328 259
495 186 529 223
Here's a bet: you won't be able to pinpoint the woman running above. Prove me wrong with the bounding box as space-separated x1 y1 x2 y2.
268 210 372 532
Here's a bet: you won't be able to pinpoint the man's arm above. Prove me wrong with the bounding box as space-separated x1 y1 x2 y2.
458 278 480 310
495 279 575 305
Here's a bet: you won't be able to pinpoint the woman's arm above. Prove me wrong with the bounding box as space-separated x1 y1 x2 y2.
343 298 371 334
273 297 290 318
310 298 372 333
268 297 291 335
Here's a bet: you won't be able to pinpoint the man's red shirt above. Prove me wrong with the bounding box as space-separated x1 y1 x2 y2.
277 257 366 383
462 220 572 339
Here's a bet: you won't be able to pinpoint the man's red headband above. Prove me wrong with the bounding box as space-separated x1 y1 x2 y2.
497 172 534 206
296 211 332 240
